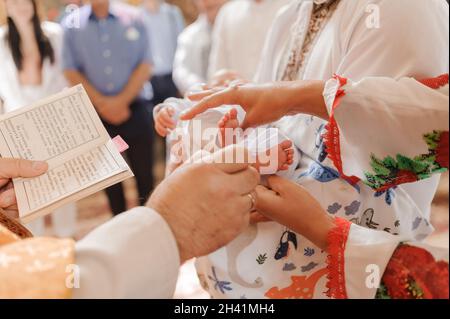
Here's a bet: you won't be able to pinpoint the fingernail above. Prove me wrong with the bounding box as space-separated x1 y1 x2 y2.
32 161 48 171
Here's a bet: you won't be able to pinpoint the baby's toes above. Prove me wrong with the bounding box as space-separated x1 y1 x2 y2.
229 108 238 120
218 114 229 128
280 139 293 150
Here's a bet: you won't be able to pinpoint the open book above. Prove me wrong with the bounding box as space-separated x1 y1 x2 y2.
0 85 134 223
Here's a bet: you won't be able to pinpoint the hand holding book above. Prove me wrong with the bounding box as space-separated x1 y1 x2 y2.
0 85 133 223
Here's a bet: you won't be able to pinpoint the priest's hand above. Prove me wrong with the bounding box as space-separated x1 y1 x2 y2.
0 158 48 219
147 145 260 263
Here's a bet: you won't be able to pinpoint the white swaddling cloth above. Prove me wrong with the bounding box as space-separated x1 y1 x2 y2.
157 97 300 176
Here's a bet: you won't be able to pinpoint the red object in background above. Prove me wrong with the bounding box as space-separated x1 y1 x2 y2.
436 131 449 169
383 244 449 299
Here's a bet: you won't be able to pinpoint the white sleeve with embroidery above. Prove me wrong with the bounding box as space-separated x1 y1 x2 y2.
322 75 449 191
328 217 449 299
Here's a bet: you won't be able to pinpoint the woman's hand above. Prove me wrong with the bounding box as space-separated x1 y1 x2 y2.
181 80 328 129
0 158 48 219
254 175 335 250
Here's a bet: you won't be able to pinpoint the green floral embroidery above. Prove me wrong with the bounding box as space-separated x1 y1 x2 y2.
364 131 448 190
375 283 391 299
375 280 426 299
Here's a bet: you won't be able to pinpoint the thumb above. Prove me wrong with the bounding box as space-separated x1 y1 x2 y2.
0 158 48 179
266 175 288 195
212 145 253 174
254 184 283 216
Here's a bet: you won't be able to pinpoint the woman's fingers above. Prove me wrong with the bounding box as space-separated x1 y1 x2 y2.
186 88 220 101
254 184 283 215
181 88 237 120
266 175 288 195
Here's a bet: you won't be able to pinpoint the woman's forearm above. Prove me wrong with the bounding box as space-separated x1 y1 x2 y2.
282 80 328 119
256 178 336 251
289 187 335 251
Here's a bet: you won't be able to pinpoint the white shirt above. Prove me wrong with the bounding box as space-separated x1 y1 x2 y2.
73 207 180 298
208 0 291 81
0 22 68 114
173 15 212 95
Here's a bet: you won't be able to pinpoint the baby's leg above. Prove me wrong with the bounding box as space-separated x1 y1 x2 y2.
252 139 294 174
218 109 295 174
218 108 240 147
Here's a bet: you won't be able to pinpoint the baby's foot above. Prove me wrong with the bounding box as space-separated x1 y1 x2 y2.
253 140 294 174
218 108 240 147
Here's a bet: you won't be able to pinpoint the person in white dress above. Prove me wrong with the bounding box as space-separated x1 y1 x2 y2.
0 0 77 237
181 0 448 299
208 0 291 84
183 73 449 298
172 0 228 95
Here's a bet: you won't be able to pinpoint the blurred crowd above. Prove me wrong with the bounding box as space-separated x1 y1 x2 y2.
0 0 290 237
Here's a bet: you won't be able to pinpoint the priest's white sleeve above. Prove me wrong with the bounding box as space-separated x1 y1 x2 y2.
72 207 180 298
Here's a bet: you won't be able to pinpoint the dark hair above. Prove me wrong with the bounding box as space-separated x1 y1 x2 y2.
6 0 55 71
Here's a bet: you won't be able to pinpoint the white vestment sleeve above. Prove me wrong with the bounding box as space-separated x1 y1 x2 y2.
72 207 180 299
173 33 206 95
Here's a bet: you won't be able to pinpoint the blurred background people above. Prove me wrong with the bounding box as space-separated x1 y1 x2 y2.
0 0 77 237
208 0 291 84
173 0 227 95
62 0 155 216
141 0 184 105
56 0 84 22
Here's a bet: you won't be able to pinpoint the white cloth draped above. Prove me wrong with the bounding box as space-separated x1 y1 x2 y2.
73 207 180 298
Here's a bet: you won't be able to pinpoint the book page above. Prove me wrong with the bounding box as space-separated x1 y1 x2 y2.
14 140 131 217
0 85 109 167
0 85 134 221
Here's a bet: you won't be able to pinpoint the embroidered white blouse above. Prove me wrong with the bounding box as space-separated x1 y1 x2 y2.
196 0 449 299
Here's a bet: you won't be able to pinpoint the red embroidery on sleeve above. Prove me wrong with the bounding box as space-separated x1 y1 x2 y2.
418 73 449 89
323 74 360 186
325 217 351 299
